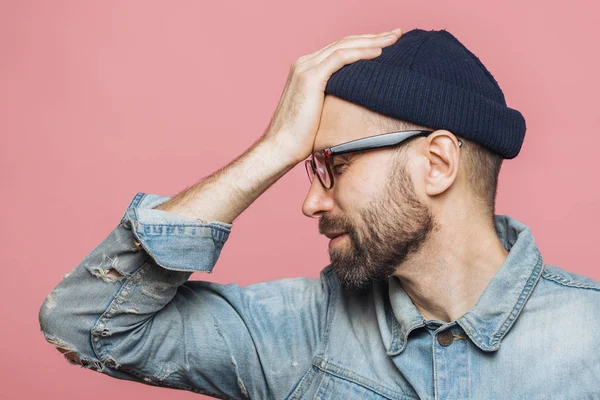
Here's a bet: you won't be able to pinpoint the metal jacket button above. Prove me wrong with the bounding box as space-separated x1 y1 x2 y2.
437 330 454 347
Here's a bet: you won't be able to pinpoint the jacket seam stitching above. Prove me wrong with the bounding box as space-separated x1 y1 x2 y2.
284 266 337 399
318 266 338 358
491 252 544 344
128 211 226 272
132 217 232 237
88 262 238 399
313 358 419 400
542 271 600 291
283 365 317 399
89 258 150 362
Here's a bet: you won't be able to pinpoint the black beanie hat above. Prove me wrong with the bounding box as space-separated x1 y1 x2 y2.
324 28 526 159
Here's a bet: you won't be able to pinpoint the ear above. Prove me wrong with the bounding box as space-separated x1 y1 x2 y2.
422 130 461 196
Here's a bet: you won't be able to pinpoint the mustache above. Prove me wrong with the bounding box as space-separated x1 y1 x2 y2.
319 217 352 236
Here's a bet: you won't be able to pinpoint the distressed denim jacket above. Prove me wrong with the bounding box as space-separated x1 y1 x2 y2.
39 192 600 400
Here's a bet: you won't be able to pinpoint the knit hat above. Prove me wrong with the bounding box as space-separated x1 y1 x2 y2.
324 28 526 159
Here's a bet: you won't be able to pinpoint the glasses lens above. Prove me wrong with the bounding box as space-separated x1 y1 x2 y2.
305 159 314 183
313 152 332 188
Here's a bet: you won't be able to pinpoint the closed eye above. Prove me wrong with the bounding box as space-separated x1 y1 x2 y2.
332 164 347 175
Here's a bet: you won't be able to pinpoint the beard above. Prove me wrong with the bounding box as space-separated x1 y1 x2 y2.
320 156 438 292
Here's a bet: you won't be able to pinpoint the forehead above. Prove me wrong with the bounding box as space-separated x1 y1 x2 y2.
313 95 382 152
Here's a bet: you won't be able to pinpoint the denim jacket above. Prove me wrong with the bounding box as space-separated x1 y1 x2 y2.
39 192 600 400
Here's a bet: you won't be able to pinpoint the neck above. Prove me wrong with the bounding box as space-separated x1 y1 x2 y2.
391 214 509 323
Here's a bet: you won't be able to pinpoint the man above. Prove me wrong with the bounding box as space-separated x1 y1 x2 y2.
39 28 600 399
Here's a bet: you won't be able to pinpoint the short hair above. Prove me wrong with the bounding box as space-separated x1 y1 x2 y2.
363 110 503 219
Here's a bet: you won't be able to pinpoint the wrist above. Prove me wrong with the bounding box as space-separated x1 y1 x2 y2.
260 134 303 167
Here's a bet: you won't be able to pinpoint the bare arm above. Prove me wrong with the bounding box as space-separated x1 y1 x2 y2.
153 136 297 224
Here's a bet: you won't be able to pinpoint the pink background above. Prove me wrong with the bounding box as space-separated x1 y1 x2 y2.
2 0 598 399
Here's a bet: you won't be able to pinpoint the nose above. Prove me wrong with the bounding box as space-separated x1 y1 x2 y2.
302 177 335 218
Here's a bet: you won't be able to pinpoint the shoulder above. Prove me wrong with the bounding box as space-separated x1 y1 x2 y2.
534 264 600 315
528 265 600 363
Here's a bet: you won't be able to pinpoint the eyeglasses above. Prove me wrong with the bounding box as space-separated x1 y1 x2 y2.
305 130 462 190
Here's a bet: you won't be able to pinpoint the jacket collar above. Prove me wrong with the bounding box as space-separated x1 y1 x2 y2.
385 214 544 355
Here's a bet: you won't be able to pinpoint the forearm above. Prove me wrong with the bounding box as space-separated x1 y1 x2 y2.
154 135 299 224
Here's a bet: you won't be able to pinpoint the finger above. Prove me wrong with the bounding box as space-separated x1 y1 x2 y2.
312 35 398 65
344 28 403 40
302 29 402 65
312 46 385 86
310 32 400 66
314 30 400 58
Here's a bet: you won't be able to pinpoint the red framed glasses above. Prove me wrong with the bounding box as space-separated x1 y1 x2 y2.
305 130 462 190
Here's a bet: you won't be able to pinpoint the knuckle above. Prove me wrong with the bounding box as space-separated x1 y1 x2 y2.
331 48 352 59
293 63 309 76
292 55 311 71
296 70 312 84
332 48 345 57
296 54 309 63
291 58 301 69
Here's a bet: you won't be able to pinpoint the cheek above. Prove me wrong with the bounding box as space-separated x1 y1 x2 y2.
335 167 390 235
347 161 391 198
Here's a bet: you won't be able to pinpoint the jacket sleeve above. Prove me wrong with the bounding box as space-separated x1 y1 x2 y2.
38 192 336 400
